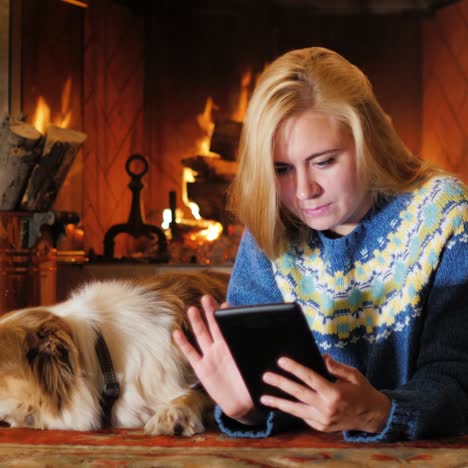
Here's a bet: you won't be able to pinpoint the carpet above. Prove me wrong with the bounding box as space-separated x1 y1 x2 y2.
0 427 467 467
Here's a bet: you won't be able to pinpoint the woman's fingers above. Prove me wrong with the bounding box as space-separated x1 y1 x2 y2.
173 329 202 366
323 355 360 384
201 294 226 342
180 295 227 354
260 394 322 425
277 357 332 393
186 304 215 350
262 369 318 406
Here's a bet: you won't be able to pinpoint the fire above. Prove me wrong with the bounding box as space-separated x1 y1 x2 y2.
172 101 223 245
32 77 73 133
188 220 223 243
32 97 51 135
160 165 223 246
161 207 184 230
181 167 223 241
196 97 218 157
182 168 202 220
161 206 223 245
231 69 252 123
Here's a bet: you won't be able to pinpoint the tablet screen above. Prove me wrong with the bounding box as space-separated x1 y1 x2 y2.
214 302 333 408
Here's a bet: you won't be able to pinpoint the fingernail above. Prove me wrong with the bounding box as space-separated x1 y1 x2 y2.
260 396 272 405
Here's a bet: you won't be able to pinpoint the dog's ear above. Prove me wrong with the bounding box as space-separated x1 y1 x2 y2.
25 314 79 411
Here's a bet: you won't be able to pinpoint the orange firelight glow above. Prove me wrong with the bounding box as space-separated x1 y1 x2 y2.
196 96 218 157
182 167 202 220
231 69 252 123
61 0 88 8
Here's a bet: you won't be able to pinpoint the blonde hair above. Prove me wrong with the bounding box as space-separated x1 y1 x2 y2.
228 47 440 259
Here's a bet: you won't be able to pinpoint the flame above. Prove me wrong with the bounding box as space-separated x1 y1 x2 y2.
32 77 73 133
161 208 183 230
188 220 223 244
182 168 202 220
161 167 223 245
162 207 223 244
32 97 51 135
196 97 218 156
161 209 172 230
231 69 252 123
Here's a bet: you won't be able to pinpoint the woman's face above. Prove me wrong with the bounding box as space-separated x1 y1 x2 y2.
274 109 371 236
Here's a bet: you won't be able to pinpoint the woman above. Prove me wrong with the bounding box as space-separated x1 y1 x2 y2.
173 47 468 442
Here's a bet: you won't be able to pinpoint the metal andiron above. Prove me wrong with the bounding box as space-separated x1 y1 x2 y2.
103 154 169 262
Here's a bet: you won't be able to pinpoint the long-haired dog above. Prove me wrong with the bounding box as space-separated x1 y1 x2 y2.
0 270 230 435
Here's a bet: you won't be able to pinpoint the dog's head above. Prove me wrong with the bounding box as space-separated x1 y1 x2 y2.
0 309 80 429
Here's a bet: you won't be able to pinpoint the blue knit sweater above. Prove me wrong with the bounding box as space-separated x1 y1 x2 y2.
215 176 468 442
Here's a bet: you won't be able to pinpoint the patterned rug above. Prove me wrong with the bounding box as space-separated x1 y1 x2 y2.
0 427 467 467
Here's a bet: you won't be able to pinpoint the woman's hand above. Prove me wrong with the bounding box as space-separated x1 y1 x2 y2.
260 355 392 434
173 295 260 425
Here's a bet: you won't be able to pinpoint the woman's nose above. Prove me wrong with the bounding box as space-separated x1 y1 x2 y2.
296 170 321 200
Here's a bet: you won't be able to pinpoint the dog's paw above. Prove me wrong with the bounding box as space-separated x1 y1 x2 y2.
144 405 205 436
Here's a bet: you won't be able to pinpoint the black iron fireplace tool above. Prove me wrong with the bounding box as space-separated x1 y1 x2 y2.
103 154 169 262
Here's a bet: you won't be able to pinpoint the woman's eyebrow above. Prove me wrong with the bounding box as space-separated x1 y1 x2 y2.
305 148 341 160
274 148 341 163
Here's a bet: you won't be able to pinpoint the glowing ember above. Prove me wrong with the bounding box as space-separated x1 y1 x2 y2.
190 221 223 242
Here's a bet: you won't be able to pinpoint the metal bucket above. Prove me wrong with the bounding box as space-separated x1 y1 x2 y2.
0 247 56 314
0 212 56 314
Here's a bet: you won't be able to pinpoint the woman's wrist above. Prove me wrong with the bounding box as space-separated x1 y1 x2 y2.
364 391 392 433
223 401 267 426
234 407 268 426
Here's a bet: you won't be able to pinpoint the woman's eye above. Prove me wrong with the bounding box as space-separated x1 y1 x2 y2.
274 163 291 175
314 157 335 168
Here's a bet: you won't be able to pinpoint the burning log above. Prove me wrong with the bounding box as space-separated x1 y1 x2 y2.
187 180 233 226
182 155 237 182
209 119 242 161
0 116 42 210
20 125 87 211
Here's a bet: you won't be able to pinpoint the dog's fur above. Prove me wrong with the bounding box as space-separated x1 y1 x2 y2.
0 270 230 435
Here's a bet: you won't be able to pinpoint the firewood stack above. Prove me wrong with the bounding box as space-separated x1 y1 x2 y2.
0 115 87 212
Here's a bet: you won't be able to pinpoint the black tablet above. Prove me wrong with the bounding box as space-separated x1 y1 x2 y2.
214 302 334 408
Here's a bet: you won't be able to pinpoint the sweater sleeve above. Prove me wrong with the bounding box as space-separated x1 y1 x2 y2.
214 405 303 438
345 215 468 442
227 229 283 306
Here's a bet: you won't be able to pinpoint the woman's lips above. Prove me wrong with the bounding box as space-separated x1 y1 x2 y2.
302 202 332 217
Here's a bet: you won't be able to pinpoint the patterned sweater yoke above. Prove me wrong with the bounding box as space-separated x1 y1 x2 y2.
272 176 468 351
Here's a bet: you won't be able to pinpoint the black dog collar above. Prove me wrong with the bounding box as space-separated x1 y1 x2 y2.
95 331 120 428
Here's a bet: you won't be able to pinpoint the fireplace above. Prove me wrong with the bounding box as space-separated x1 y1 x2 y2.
1 0 467 271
